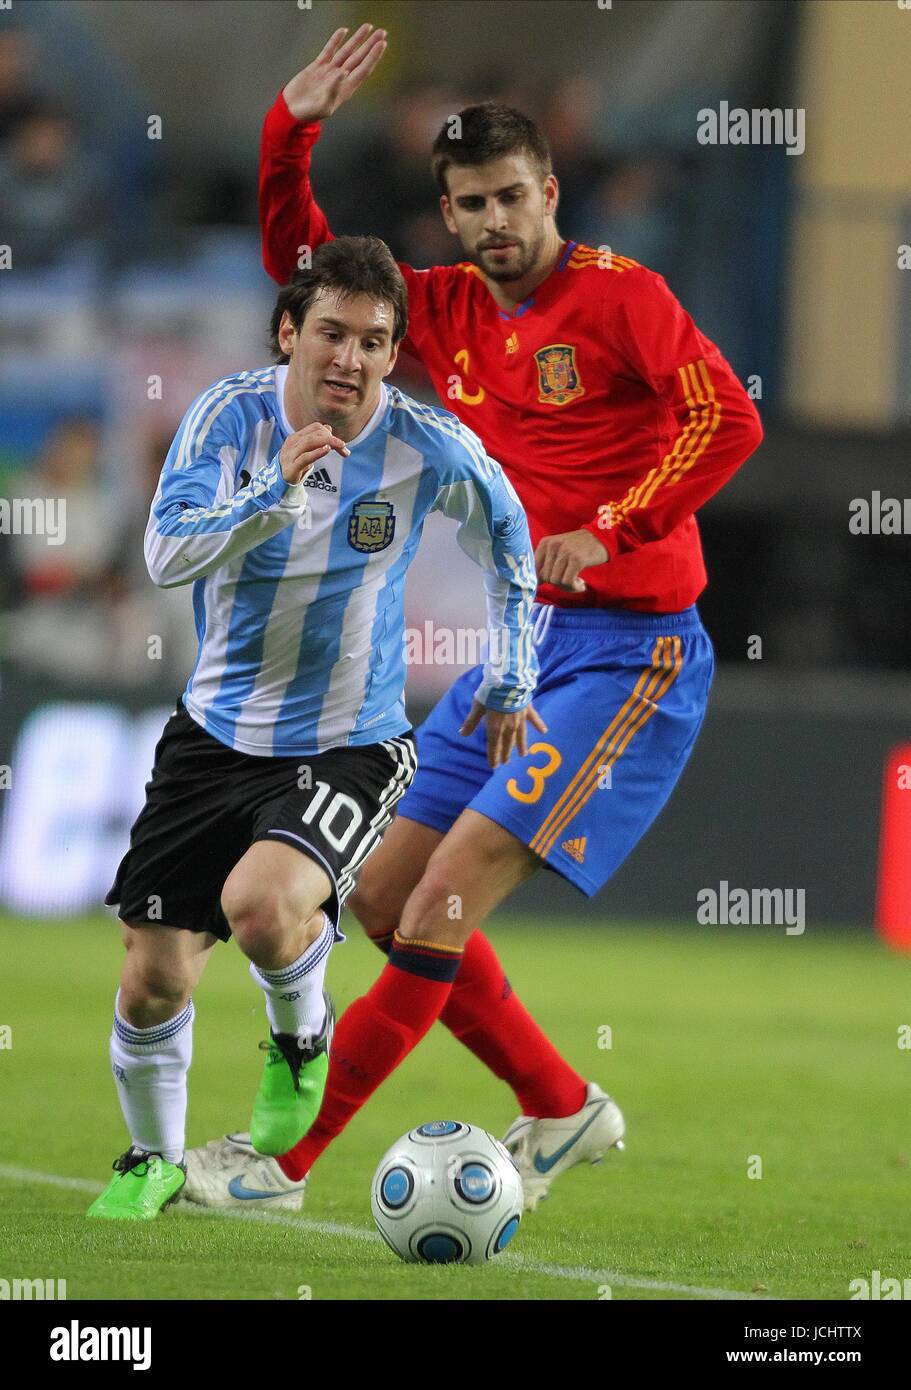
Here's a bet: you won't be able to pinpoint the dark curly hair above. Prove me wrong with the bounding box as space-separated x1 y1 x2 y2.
270 236 408 363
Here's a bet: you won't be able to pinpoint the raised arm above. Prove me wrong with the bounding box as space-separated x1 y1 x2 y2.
259 26 387 284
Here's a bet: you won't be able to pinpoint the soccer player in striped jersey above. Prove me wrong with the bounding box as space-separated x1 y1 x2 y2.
187 26 763 1216
87 236 539 1220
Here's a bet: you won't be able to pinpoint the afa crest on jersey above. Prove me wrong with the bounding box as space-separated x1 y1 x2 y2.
348 499 396 552
534 344 585 406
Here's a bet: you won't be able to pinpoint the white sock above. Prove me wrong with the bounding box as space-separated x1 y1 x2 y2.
110 992 193 1164
249 911 333 1045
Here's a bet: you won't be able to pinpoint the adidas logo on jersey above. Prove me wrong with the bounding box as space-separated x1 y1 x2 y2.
304 467 338 493
561 835 587 864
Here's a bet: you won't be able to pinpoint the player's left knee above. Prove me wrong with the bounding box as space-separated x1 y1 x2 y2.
429 822 532 888
220 881 304 954
398 865 474 944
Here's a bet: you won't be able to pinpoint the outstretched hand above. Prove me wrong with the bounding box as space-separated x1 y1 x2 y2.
282 24 387 124
460 701 548 769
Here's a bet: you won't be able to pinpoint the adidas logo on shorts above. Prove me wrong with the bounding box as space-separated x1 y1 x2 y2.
304 467 338 493
561 835 587 864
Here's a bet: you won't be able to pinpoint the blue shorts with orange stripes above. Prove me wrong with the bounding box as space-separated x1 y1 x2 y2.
397 604 714 896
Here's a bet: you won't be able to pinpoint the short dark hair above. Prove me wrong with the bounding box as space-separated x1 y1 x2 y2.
431 102 552 195
270 236 408 363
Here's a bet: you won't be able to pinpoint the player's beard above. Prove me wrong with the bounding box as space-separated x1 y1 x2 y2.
472 226 547 283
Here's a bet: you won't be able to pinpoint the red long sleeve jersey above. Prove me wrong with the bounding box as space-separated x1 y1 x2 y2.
260 94 763 613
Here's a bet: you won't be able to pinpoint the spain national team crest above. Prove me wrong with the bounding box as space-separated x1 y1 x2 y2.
534 343 585 406
348 499 395 553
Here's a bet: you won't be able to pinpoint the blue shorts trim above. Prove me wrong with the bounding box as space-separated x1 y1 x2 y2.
399 604 714 896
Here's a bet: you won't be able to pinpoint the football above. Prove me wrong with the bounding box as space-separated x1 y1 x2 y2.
371 1121 524 1265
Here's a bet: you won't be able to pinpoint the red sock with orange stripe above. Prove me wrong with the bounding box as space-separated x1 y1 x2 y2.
277 931 462 1181
368 927 586 1120
440 930 586 1118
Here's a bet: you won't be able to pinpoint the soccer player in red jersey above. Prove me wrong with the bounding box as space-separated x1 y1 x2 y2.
185 25 763 1215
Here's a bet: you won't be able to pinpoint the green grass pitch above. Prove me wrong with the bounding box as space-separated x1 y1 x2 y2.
0 913 908 1301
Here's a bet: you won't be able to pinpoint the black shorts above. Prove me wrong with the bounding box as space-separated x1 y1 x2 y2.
105 701 417 942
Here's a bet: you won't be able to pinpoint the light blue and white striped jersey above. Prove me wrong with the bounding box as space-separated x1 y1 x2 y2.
145 366 538 756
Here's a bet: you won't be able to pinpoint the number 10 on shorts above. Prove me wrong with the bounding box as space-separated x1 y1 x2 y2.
301 781 363 851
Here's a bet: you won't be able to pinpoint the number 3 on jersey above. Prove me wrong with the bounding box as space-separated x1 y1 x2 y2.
451 349 486 406
506 742 562 804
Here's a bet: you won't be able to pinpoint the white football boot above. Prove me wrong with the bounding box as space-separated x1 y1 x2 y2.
502 1082 625 1212
181 1131 306 1211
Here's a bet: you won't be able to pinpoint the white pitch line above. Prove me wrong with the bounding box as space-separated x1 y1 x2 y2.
0 1164 101 1195
0 1163 768 1301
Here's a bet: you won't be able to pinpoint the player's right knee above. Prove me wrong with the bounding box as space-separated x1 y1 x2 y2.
354 903 397 953
119 955 193 1016
348 874 400 940
345 887 397 951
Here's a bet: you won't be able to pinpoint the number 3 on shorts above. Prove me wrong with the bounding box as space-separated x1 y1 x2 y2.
506 742 562 804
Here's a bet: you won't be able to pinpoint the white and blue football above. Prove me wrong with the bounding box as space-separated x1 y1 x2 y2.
371 1120 523 1265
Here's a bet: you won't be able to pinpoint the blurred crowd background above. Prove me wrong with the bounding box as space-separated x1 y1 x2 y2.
1 0 910 924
